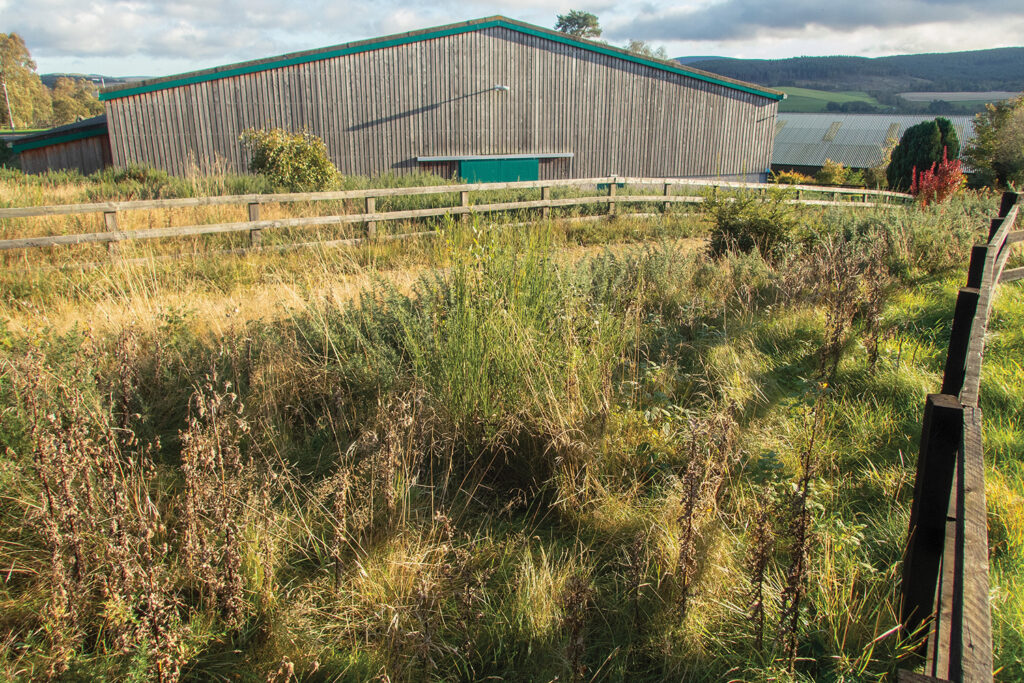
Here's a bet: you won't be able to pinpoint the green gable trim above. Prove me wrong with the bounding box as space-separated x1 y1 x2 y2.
100 18 783 102
12 127 107 153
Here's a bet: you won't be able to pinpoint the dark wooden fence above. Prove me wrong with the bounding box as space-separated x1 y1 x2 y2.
0 176 909 256
901 191 1021 682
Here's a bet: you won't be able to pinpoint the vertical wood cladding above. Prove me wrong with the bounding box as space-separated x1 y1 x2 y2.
19 135 112 175
104 27 778 179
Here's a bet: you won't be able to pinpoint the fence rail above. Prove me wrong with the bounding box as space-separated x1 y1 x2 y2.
900 191 1021 683
0 176 911 255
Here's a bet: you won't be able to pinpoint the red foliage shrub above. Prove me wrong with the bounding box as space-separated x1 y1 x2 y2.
909 146 964 206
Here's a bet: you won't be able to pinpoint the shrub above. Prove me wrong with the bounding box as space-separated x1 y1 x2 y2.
771 170 815 185
706 188 801 262
814 159 849 186
910 148 965 206
239 128 337 192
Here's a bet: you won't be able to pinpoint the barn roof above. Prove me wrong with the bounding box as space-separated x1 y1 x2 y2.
772 113 976 170
99 16 784 102
11 115 108 153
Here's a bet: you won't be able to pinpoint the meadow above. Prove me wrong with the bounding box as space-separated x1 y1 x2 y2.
0 169 1021 682
777 88 885 113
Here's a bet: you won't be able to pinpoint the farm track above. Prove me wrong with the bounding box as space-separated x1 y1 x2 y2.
2 235 705 338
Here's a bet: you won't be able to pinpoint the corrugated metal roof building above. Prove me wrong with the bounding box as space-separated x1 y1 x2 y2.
771 113 975 173
96 16 784 183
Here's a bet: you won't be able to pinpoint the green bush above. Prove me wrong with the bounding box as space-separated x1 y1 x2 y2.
705 188 801 262
239 127 338 192
814 159 850 186
771 169 815 185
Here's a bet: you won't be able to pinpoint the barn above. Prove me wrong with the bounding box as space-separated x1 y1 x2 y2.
98 16 783 183
771 113 976 177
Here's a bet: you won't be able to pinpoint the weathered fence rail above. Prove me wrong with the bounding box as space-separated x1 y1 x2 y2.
0 176 910 255
901 191 1021 682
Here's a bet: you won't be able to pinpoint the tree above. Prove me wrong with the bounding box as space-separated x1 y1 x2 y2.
626 40 667 60
886 117 959 192
0 33 52 128
555 10 602 39
50 77 104 126
962 94 1024 189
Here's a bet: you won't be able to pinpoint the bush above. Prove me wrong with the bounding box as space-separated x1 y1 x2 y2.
814 159 849 186
706 188 801 262
239 128 338 192
887 118 959 191
910 148 965 206
771 170 815 185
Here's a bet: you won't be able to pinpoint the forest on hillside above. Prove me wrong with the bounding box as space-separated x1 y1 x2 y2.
688 47 1024 93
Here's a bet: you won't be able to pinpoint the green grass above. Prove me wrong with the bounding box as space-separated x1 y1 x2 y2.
0 186 1019 681
779 87 887 113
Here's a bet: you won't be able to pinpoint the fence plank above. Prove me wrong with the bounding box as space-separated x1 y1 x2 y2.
0 176 913 220
1000 266 1024 283
956 406 993 682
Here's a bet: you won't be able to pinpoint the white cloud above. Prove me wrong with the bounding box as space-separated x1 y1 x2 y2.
3 0 1022 76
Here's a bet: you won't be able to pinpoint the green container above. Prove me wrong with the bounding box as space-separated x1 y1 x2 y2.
460 158 540 183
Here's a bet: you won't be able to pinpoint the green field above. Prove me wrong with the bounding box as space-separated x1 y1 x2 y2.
778 87 886 112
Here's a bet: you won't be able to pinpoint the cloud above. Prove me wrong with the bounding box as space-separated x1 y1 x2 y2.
610 0 1024 41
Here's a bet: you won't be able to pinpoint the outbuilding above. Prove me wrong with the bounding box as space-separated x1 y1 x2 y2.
771 113 976 177
98 16 783 183
11 115 112 175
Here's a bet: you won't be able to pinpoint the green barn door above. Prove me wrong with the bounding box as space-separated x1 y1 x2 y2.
460 158 539 183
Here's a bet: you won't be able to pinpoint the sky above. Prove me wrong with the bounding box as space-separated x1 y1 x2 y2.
4 0 1024 78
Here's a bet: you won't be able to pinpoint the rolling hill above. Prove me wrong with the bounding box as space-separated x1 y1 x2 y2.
681 47 1024 94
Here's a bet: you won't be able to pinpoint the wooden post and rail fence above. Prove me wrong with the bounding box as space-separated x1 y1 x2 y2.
0 176 909 257
900 191 1022 682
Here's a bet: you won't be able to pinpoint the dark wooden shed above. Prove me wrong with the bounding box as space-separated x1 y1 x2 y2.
12 116 112 175
100 17 783 182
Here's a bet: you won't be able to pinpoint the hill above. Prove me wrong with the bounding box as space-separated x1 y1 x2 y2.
682 47 1024 93
40 73 149 89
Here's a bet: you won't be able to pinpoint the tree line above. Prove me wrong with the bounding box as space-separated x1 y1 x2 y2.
1 33 103 130
687 49 1024 93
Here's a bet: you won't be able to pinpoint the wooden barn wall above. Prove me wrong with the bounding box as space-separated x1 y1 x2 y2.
105 28 778 179
19 135 112 175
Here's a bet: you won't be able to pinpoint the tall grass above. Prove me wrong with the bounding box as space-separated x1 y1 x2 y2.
1 187 1020 680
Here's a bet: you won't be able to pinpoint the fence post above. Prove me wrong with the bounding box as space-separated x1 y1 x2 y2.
940 288 981 397
366 197 377 238
997 191 1019 219
965 244 990 289
247 202 262 248
796 189 802 201
460 190 470 226
104 211 121 259
902 393 965 644
608 178 617 216
663 182 671 213
542 186 551 221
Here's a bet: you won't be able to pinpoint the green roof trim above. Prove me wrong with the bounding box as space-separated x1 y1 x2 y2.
12 126 107 153
100 17 784 102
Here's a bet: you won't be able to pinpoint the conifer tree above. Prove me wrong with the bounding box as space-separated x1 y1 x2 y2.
887 117 959 191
